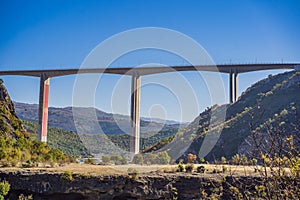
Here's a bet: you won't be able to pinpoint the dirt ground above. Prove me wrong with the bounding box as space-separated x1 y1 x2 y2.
0 163 281 177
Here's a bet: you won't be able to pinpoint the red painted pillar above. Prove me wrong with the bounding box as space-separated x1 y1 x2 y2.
38 73 50 143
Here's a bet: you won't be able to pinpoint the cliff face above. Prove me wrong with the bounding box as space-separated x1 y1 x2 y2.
0 81 27 139
0 171 264 200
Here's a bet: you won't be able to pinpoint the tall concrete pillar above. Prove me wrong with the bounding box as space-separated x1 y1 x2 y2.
229 70 233 103
234 70 239 102
38 73 50 143
130 73 141 157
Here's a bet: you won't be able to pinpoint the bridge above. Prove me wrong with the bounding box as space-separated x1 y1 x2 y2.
0 63 299 155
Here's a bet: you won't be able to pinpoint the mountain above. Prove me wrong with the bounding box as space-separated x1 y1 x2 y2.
14 102 184 135
0 79 71 166
147 70 300 162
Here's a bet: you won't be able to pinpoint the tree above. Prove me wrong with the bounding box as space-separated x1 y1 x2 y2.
101 155 110 164
187 153 197 164
144 153 157 165
110 154 123 165
156 151 171 165
133 153 143 165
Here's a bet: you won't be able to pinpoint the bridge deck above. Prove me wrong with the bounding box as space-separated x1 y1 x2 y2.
0 63 297 77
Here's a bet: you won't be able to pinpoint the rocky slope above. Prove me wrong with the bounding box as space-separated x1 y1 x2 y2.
148 70 300 162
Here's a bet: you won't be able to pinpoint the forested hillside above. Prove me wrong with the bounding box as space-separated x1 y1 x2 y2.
147 70 300 162
0 80 72 166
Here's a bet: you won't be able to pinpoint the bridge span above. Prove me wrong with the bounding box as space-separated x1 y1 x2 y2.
0 63 298 155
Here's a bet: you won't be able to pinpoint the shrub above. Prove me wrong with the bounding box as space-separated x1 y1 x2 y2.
221 156 227 164
18 194 33 200
101 155 110 164
187 153 197 164
199 157 205 163
110 155 123 165
222 166 228 173
127 168 139 179
144 153 157 165
185 163 194 173
197 165 206 173
84 158 96 165
0 180 10 200
133 154 143 165
177 163 184 172
61 171 73 181
156 151 171 165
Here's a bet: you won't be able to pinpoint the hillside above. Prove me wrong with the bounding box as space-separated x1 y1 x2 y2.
0 79 71 166
22 120 90 158
80 126 179 157
147 70 300 162
14 102 183 135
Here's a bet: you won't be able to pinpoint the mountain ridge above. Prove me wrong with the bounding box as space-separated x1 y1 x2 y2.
14 102 184 135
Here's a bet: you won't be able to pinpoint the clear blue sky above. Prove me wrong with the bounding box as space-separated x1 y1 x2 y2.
0 0 300 122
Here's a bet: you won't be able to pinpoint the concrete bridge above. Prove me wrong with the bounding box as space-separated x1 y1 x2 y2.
0 63 298 155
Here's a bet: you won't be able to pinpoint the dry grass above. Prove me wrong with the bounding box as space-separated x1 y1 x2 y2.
0 163 291 177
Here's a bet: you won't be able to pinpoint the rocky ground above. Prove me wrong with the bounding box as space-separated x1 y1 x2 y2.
0 163 271 200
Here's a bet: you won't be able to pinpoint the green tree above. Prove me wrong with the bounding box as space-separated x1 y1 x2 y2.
144 153 157 165
110 154 123 165
133 153 143 165
156 151 171 165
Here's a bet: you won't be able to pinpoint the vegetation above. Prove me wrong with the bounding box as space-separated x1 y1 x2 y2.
146 71 300 163
132 151 171 165
80 128 178 157
0 82 73 167
196 165 206 173
0 181 10 200
61 171 73 181
22 120 90 158
127 168 139 179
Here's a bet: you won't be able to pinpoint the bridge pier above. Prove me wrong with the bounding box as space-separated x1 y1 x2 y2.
234 70 239 102
130 73 141 157
229 70 233 103
229 69 239 103
38 73 50 143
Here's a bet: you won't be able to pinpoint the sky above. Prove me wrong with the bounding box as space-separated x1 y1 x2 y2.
0 0 300 122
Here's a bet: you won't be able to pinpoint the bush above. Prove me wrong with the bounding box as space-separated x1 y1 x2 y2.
84 158 96 165
0 180 10 200
221 156 227 164
197 165 206 173
18 194 33 200
132 154 143 165
144 153 157 165
156 151 171 165
187 153 197 163
61 171 73 181
185 163 194 173
101 155 110 164
177 163 184 172
110 155 123 165
127 168 139 179
222 166 228 173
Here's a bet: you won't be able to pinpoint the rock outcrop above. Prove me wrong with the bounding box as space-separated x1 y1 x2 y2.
0 171 263 200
